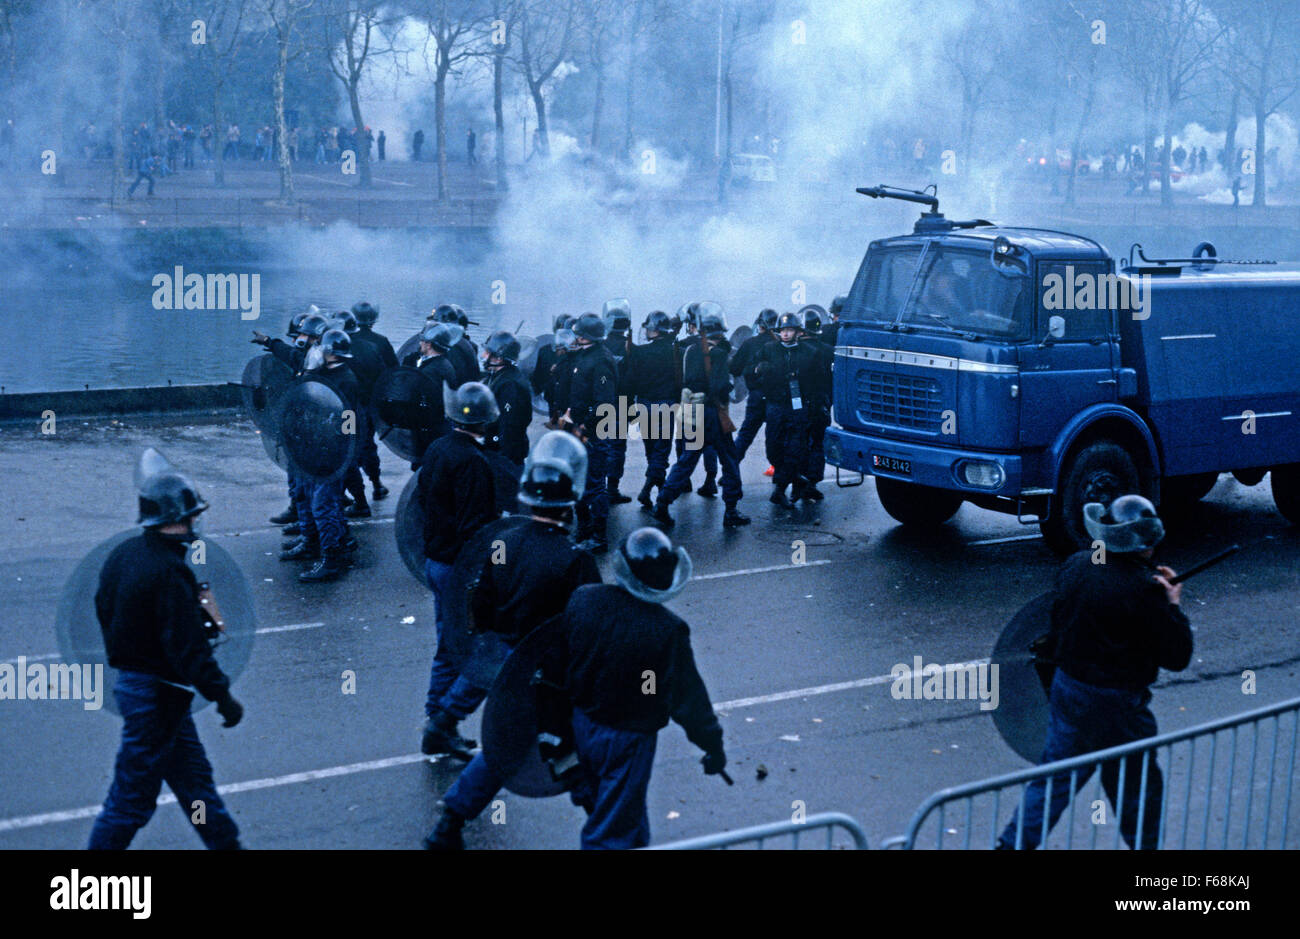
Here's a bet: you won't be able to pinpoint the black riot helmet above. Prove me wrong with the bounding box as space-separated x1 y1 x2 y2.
603 298 632 333
643 310 672 336
432 304 462 324
573 312 607 343
518 430 588 508
700 309 727 340
446 381 500 428
755 308 779 332
420 322 464 353
667 312 682 335
1083 494 1165 553
677 301 701 330
332 310 359 334
829 295 847 320
351 301 379 326
799 304 826 336
776 310 804 333
137 471 209 528
552 313 572 333
299 312 331 341
484 330 521 365
288 310 311 338
320 328 353 359
613 527 693 603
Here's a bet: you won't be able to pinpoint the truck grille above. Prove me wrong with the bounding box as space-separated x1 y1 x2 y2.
856 371 943 430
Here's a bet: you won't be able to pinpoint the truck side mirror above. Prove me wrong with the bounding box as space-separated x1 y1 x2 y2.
1048 316 1066 340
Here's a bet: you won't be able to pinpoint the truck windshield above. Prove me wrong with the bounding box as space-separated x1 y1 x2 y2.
899 245 1032 340
845 244 924 323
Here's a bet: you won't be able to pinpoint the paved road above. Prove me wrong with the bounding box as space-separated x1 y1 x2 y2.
0 415 1296 849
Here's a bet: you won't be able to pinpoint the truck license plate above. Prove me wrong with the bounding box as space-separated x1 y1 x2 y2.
872 455 911 476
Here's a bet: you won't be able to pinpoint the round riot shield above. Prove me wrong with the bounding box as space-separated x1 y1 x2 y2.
55 531 256 716
444 516 530 686
269 377 360 484
515 335 541 380
241 353 296 435
396 331 421 368
728 324 753 403
990 591 1055 763
482 616 571 798
371 366 444 463
529 334 556 416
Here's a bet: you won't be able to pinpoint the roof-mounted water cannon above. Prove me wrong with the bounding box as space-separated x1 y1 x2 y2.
1122 242 1278 276
856 184 993 234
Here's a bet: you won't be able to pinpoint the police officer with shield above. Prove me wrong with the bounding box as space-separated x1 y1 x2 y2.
424 432 603 850
419 383 500 757
602 300 634 503
252 308 322 529
408 322 460 465
757 311 823 507
622 310 682 510
996 495 1192 850
798 305 834 502
552 528 727 849
482 330 532 467
674 302 719 496
730 308 778 467
653 311 750 529
88 459 244 850
531 314 574 425
332 311 378 520
563 312 619 554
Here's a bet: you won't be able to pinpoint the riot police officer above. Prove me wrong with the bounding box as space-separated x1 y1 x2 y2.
730 308 778 467
997 496 1192 850
798 305 834 502
824 295 847 347
409 322 460 464
653 311 750 529
531 314 573 425
418 382 501 758
89 459 244 849
602 299 634 503
344 304 394 501
431 304 481 386
482 330 532 466
332 311 378 519
563 312 619 553
554 527 727 849
674 302 719 496
424 432 603 850
252 309 312 527
756 311 823 507
622 310 682 510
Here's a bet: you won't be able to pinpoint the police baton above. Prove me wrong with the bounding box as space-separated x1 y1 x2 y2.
1167 534 1276 585
719 770 734 785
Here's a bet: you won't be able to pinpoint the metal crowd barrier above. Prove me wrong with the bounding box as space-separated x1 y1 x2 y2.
885 694 1300 849
650 812 869 850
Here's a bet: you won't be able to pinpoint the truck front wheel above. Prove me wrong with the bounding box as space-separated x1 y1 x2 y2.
874 478 963 528
1041 440 1141 554
1272 464 1300 525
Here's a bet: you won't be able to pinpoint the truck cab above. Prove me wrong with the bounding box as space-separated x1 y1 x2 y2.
825 185 1300 551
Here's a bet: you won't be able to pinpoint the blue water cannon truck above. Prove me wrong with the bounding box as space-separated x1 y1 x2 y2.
825 184 1300 552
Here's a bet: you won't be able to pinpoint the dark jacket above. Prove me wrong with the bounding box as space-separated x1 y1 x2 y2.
418 430 498 564
800 335 834 409
556 584 724 751
756 339 823 410
1048 551 1193 691
682 338 733 408
267 338 305 373
355 326 398 369
94 531 230 702
566 342 618 432
316 361 360 412
623 335 681 403
345 337 384 403
729 332 773 386
485 363 532 466
469 519 601 643
448 338 481 388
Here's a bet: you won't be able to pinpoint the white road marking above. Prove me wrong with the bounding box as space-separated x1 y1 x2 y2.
214 517 394 539
1 622 326 665
695 559 832 580
0 658 988 833
0 652 60 666
967 533 1042 546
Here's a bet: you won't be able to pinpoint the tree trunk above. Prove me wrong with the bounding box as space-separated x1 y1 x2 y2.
531 85 549 156
623 0 641 161
1224 87 1239 172
274 34 293 204
1159 107 1173 207
347 84 371 189
590 58 604 151
493 47 507 192
1252 98 1267 207
211 85 225 188
435 69 447 201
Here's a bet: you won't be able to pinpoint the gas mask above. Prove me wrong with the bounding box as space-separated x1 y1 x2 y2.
305 344 325 370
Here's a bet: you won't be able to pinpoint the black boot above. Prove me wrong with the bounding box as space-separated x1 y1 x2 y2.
770 487 794 509
270 504 298 525
423 808 466 851
421 711 477 758
697 475 719 498
279 538 321 561
802 483 824 502
609 483 633 505
299 549 347 583
576 521 609 554
344 500 371 518
637 481 656 510
652 501 676 528
281 522 301 536
723 505 751 528
371 482 389 501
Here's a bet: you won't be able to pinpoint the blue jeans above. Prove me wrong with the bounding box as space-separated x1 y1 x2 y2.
568 708 658 849
424 558 462 718
578 437 611 527
311 478 346 551
661 409 743 506
639 398 675 485
443 751 506 820
88 672 239 850
998 669 1164 849
431 632 512 722
733 389 767 460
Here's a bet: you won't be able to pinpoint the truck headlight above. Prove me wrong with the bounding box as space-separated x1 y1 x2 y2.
959 460 1005 489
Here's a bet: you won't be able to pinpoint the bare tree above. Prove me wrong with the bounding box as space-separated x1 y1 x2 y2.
86 0 141 193
320 0 390 189
577 0 620 152
487 0 519 191
421 0 488 201
195 0 250 189
514 0 575 158
265 0 312 203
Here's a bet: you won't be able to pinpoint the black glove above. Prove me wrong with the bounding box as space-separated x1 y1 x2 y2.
701 748 727 776
216 693 244 728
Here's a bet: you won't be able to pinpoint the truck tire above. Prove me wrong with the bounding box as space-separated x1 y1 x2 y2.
1040 440 1141 554
874 478 963 528
1272 464 1300 525
1160 472 1219 510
